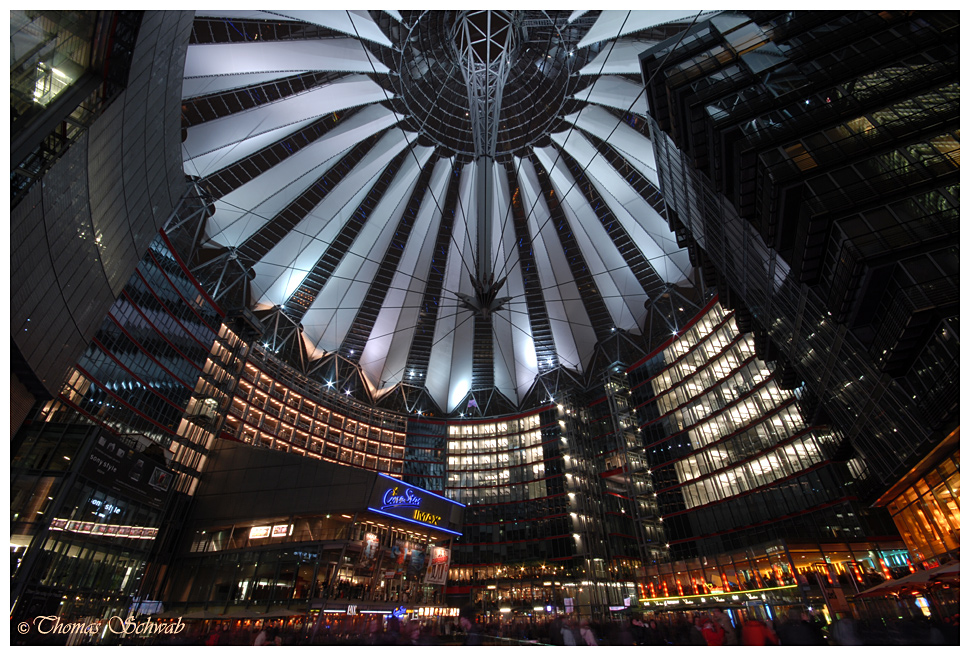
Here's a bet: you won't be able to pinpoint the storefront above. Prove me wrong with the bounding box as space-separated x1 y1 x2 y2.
638 538 911 624
161 440 463 615
874 428 960 567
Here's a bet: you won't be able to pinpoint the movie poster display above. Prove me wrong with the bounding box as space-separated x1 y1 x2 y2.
424 546 451 585
358 532 381 574
408 545 426 577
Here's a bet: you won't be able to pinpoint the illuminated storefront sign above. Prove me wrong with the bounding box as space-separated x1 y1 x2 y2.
382 486 423 511
249 526 271 539
272 524 290 537
367 474 464 536
639 584 799 607
50 518 159 540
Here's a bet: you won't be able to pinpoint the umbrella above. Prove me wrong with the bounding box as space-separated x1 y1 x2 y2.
855 569 936 598
929 560 959 583
182 610 225 620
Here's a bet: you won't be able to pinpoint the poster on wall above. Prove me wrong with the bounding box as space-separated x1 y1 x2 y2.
424 546 450 585
408 546 426 577
391 540 411 576
358 532 380 573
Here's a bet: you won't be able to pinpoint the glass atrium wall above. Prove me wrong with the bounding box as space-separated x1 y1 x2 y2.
11 230 224 623
628 300 889 559
641 10 959 489
885 448 960 565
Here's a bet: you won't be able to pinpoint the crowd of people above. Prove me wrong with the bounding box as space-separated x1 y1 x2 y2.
143 604 958 646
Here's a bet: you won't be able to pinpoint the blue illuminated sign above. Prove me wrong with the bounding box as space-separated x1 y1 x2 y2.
368 475 464 536
381 486 423 512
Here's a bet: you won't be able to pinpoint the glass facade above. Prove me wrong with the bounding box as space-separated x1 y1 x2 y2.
628 300 893 559
9 9 961 640
10 10 144 206
167 516 447 610
222 348 411 479
641 10 959 489
11 230 223 623
638 538 911 623
885 449 960 564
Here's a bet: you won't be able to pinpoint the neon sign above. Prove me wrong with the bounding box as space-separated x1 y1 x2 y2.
414 510 441 526
381 486 423 511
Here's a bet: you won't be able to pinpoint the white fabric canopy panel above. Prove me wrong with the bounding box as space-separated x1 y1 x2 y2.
251 130 416 309
516 158 594 373
551 131 692 284
579 39 658 75
202 104 403 246
579 10 704 48
426 164 478 412
359 158 453 394
265 10 393 46
182 75 393 165
562 105 660 186
532 145 647 334
182 70 309 100
302 146 434 354
571 76 649 116
183 39 389 78
179 10 704 414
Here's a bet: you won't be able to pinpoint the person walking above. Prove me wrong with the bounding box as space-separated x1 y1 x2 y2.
459 605 482 646
700 615 725 646
775 609 820 646
711 607 738 645
579 619 598 646
741 613 778 646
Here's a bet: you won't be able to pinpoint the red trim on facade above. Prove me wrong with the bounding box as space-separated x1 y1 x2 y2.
159 229 226 317
128 273 213 353
119 289 207 370
637 353 761 420
637 333 746 404
103 315 195 388
410 403 555 426
90 338 190 413
629 309 736 393
642 372 777 448
146 250 223 331
73 365 180 438
654 425 825 494
626 294 720 372
648 399 799 469
55 394 121 435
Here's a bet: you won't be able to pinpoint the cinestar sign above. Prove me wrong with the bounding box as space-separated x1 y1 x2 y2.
381 486 423 511
367 474 464 536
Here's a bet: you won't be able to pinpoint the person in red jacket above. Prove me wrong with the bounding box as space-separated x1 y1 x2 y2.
700 615 725 646
741 613 779 646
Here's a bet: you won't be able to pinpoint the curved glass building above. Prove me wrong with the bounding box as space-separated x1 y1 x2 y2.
10 9 959 633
